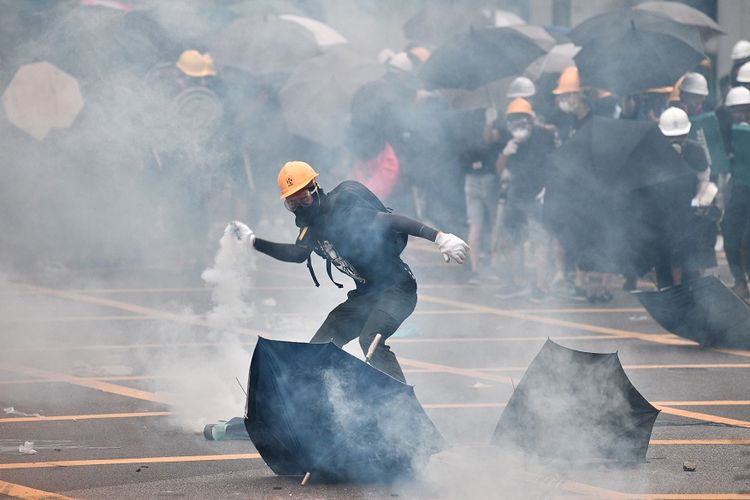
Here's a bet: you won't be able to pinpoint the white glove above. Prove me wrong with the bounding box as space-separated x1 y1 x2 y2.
435 232 470 264
502 139 518 156
225 221 255 245
690 197 700 207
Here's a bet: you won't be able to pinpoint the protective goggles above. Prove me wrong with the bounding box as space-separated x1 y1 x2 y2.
284 183 318 211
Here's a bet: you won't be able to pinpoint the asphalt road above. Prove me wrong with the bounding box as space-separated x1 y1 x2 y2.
1 242 749 499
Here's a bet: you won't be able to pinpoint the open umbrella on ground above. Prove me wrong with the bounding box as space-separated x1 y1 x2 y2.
419 26 546 90
210 15 346 76
278 46 384 147
635 1 725 39
2 61 83 140
633 276 750 348
492 340 659 462
546 117 696 275
569 9 704 95
245 338 445 483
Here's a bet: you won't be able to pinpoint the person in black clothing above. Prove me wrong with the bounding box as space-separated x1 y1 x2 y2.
496 98 556 301
228 161 469 383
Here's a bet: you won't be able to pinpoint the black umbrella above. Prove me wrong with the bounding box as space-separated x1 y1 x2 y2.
244 338 445 482
633 276 750 348
569 9 704 95
403 5 493 46
278 46 384 147
546 116 696 274
492 340 659 462
419 27 547 90
209 15 347 76
635 2 725 39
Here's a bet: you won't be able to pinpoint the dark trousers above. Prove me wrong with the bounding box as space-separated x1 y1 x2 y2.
722 183 750 284
310 277 417 383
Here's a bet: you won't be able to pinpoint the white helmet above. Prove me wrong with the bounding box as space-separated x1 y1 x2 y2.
726 86 750 107
659 107 691 137
506 76 536 98
737 62 750 84
732 40 750 61
679 72 709 96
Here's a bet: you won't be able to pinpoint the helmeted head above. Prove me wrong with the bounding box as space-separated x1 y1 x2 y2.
506 76 536 99
505 98 534 142
732 40 750 62
725 86 750 125
659 107 691 154
677 72 708 115
553 66 589 115
277 161 323 222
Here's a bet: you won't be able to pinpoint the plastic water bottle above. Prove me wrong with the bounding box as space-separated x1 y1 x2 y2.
203 422 227 441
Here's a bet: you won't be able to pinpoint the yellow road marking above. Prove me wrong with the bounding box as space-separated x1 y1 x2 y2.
715 348 750 359
642 495 750 500
0 479 74 500
0 453 262 470
650 439 750 445
423 403 505 409
0 365 168 404
392 334 631 344
654 400 750 407
9 283 266 338
419 293 694 346
399 357 514 385
475 363 750 373
654 405 750 428
0 411 171 424
0 375 172 385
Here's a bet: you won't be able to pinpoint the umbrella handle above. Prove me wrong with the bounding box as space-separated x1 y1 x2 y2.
365 334 382 363
301 472 311 486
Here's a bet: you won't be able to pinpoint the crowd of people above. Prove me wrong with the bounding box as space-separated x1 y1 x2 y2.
2 3 750 304
341 41 750 304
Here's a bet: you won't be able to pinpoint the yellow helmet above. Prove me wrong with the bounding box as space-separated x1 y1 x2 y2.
176 50 217 78
505 97 534 116
553 66 582 95
277 161 319 199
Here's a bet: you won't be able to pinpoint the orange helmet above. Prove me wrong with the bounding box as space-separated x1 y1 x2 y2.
277 161 319 199
176 50 217 78
553 66 582 95
505 97 534 116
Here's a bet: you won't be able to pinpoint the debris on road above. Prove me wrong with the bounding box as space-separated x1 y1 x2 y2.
683 461 697 472
4 407 44 418
18 441 37 454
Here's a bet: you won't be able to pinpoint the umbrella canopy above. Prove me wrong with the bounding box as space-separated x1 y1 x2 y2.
403 5 493 46
492 340 659 462
525 42 580 80
210 15 346 76
546 117 696 274
507 24 556 52
634 276 750 348
278 47 384 147
635 2 725 39
2 61 83 140
245 338 445 482
569 9 704 95
16 5 174 83
419 27 547 90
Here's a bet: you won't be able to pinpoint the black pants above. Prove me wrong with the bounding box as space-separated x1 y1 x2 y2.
722 183 750 284
310 276 417 383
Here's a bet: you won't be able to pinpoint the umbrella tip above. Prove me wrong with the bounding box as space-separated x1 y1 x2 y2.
301 472 311 486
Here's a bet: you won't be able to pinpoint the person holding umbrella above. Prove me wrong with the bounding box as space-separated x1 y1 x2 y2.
228 161 469 382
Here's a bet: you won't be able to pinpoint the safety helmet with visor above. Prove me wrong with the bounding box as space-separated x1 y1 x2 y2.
277 161 320 211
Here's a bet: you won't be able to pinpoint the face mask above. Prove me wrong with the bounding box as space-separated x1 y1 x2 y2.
511 127 531 141
558 99 573 113
671 142 683 155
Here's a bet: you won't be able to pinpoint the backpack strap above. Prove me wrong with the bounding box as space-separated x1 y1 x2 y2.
326 259 344 288
306 254 320 287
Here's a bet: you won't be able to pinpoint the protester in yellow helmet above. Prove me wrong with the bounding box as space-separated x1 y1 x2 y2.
495 99 556 302
176 49 217 78
227 161 469 382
